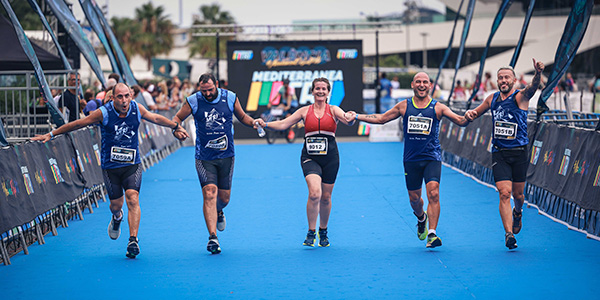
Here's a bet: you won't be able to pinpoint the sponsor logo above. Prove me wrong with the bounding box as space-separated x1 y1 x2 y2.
543 150 555 166
261 46 331 68
20 166 34 195
49 157 65 184
1 179 19 197
559 148 571 176
205 135 228 150
232 50 253 60
572 160 588 175
530 140 543 165
593 165 600 187
336 49 358 59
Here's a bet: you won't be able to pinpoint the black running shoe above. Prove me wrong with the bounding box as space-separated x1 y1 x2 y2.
207 235 221 254
303 230 316 247
126 236 140 258
512 208 522 234
426 233 442 248
318 228 330 247
217 211 226 232
505 232 518 250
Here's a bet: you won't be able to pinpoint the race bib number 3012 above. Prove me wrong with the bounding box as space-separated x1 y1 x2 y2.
494 121 517 140
407 116 433 135
306 137 328 155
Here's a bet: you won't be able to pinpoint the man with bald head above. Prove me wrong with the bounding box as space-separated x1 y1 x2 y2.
33 83 189 258
346 72 470 248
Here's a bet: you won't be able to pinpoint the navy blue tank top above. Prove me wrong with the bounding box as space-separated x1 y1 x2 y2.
402 98 441 162
187 88 236 160
490 90 529 151
99 101 141 169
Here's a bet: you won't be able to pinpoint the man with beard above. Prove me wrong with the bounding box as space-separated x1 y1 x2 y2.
465 59 544 250
346 72 470 248
172 73 257 254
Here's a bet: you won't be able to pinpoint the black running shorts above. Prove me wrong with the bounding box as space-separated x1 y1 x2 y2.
403 160 441 191
300 136 339 184
492 148 528 182
195 157 234 189
102 164 143 200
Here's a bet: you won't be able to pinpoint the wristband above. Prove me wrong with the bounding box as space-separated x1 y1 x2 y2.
355 114 359 121
50 132 54 138
265 122 268 128
172 122 180 131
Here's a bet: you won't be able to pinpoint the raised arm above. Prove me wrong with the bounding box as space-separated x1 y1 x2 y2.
139 105 188 140
331 105 355 126
516 58 545 109
31 109 103 143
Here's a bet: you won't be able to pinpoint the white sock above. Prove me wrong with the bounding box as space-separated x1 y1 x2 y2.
114 211 123 221
428 229 436 235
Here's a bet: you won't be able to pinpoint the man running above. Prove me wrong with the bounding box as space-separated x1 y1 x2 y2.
346 72 469 248
172 73 257 254
465 59 544 250
33 83 188 258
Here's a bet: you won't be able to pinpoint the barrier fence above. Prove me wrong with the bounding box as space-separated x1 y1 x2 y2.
0 110 182 265
439 114 600 239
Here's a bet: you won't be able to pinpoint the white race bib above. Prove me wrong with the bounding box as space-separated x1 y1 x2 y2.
407 116 433 135
494 121 517 140
306 137 328 155
110 146 136 164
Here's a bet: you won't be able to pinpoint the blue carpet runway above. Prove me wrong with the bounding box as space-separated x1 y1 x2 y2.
2 142 600 299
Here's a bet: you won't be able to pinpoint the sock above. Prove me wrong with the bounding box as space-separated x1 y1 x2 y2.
129 236 137 242
319 227 327 232
428 229 436 235
114 211 123 221
415 212 426 222
308 229 316 234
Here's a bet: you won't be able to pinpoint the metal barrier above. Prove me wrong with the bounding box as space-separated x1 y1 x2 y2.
0 70 80 143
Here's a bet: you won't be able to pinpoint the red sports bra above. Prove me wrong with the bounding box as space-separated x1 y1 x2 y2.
304 104 337 137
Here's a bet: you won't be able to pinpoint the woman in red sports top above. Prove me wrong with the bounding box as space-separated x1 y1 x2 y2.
255 77 355 248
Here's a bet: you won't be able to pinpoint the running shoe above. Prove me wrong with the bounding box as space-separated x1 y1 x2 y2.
303 230 316 247
217 211 226 232
426 233 442 248
207 235 221 254
512 208 522 234
126 236 140 258
416 211 428 241
505 232 518 250
318 228 330 247
107 209 123 240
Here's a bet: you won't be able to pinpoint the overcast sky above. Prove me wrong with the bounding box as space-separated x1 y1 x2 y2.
72 0 445 28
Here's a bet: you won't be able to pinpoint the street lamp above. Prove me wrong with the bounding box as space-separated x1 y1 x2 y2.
421 32 428 68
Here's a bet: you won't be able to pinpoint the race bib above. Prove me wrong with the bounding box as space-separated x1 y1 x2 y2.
407 116 433 135
205 135 228 150
306 137 328 155
110 146 136 164
494 121 517 139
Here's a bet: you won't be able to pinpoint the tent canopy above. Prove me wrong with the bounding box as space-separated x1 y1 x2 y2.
0 14 70 71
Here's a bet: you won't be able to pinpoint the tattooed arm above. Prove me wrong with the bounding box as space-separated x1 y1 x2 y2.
516 58 545 109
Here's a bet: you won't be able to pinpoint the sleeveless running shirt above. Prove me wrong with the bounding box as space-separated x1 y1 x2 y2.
304 104 337 137
187 88 236 160
99 100 142 169
402 98 441 162
490 90 528 151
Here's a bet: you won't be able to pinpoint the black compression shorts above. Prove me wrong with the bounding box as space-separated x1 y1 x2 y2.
403 160 441 191
492 148 528 182
102 164 143 200
195 157 234 189
300 136 339 184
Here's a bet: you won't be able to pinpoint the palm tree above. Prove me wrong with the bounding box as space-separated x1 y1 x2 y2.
134 2 174 70
110 17 141 61
188 4 236 59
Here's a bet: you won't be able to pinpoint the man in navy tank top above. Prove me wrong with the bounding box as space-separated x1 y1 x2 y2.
172 73 258 254
348 72 470 248
33 83 188 258
465 58 545 250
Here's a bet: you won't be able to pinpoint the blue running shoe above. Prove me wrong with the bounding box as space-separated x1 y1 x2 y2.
318 228 330 247
303 230 316 247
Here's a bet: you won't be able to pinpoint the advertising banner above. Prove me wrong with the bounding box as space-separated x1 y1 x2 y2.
227 40 363 138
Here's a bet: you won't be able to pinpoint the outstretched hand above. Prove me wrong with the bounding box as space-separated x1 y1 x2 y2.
31 133 51 143
173 127 189 141
254 119 266 128
533 58 545 74
344 111 357 123
464 110 478 121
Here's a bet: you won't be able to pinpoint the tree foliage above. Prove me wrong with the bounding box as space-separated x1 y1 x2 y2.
188 4 235 59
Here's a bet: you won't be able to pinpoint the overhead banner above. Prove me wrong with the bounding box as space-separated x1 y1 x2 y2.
227 40 363 137
152 58 191 80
